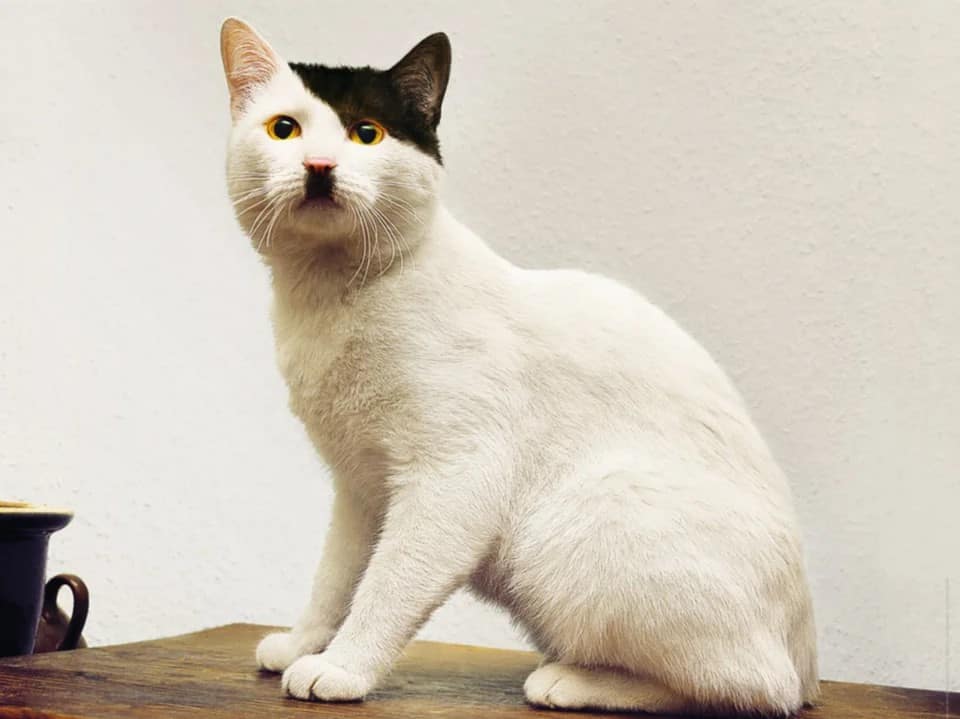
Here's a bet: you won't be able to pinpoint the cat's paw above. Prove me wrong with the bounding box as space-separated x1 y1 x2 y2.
256 632 307 673
256 626 337 673
281 654 373 702
524 662 577 707
524 662 687 713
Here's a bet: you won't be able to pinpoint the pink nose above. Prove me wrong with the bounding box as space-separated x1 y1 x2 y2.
303 156 337 173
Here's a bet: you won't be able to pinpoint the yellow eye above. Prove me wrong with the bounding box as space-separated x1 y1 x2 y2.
349 120 385 145
265 115 301 140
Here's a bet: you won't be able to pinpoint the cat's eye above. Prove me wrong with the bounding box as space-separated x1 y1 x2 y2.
349 120 385 146
265 115 301 141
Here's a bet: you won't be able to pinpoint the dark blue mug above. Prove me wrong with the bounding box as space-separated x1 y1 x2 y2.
0 502 75 657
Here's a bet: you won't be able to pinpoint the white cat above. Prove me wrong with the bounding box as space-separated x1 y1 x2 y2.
220 18 818 716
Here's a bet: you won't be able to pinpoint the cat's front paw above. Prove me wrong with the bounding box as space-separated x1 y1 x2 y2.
256 626 337 673
256 632 307 673
281 654 373 702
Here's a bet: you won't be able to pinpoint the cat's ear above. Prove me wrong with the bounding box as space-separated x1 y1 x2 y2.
389 33 451 129
220 18 284 120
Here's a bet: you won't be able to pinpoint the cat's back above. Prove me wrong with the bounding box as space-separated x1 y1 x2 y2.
511 265 742 407
412 213 736 401
501 263 801 499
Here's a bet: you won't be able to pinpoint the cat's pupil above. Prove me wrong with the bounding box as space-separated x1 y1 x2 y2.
357 124 378 144
274 118 295 139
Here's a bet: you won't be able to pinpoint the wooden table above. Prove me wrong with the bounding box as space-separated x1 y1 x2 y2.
0 624 954 718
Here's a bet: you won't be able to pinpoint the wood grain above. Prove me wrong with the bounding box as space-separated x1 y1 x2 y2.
0 624 954 718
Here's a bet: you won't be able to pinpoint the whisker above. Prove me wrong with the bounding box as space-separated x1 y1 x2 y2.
378 195 421 225
231 187 268 205
359 207 374 289
233 194 272 216
352 205 371 289
251 194 285 251
262 195 285 249
368 207 394 278
369 205 406 279
376 179 428 190
346 207 366 287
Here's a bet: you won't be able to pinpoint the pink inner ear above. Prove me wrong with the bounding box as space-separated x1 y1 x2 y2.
221 18 281 117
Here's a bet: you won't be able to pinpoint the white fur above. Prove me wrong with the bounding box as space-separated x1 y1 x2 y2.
221 19 818 716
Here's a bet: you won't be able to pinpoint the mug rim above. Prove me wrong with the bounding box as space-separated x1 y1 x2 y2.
0 501 73 516
0 502 73 534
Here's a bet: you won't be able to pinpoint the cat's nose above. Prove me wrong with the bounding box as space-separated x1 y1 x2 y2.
303 157 337 174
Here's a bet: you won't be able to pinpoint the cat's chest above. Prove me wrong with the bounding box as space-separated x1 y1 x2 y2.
276 330 340 391
272 302 356 413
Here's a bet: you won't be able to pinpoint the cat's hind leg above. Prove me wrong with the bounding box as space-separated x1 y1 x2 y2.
524 663 688 714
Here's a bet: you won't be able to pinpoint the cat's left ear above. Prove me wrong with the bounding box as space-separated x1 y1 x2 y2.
389 33 452 129
220 17 284 120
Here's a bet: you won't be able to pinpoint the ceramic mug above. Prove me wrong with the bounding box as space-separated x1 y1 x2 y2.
0 501 84 657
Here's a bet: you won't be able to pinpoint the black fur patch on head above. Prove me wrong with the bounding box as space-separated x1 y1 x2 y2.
290 33 451 164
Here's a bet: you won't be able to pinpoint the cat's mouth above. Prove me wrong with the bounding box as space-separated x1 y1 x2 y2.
299 195 340 210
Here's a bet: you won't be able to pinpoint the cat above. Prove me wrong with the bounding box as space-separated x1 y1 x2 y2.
220 17 819 716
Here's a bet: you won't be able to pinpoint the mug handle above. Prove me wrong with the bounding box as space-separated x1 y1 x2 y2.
43 574 89 651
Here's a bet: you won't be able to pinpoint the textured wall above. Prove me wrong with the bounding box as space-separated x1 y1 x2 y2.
1 0 957 692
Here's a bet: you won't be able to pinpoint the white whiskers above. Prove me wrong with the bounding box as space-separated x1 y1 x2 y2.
230 173 422 288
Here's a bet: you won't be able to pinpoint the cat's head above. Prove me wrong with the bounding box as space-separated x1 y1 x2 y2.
220 18 450 263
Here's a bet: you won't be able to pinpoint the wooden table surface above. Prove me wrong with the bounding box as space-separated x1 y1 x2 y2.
0 624 954 718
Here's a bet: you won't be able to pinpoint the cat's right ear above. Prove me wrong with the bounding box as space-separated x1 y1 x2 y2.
220 18 283 120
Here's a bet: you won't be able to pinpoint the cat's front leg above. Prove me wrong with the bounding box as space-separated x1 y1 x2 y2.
257 483 376 672
281 465 498 701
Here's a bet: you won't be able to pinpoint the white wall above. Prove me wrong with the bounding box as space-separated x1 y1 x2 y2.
1 0 957 692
